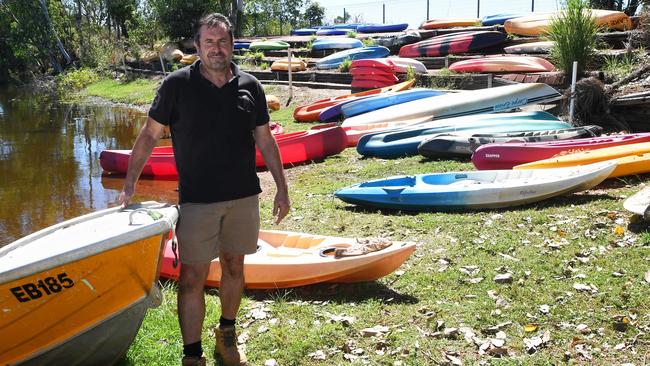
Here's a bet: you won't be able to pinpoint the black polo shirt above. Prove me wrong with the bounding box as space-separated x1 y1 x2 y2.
148 61 270 203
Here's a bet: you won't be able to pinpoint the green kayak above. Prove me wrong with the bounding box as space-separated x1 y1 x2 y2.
248 40 290 51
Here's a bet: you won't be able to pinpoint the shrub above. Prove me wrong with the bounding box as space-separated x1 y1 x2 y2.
346 31 357 38
361 38 376 47
56 68 100 91
547 0 600 75
405 66 417 81
339 58 352 72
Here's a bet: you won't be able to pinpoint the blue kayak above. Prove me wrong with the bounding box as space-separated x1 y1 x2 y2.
316 28 355 35
481 13 530 26
334 161 615 211
316 46 391 70
291 28 318 35
319 95 376 122
357 23 409 33
312 38 363 51
356 112 571 158
234 41 250 49
341 89 446 119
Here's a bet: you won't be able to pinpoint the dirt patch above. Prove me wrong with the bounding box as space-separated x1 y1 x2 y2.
262 84 350 107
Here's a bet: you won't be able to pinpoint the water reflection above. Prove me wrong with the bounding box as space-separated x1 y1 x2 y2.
0 87 176 247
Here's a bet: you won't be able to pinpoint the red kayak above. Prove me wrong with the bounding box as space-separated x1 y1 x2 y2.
398 31 507 57
472 132 650 170
350 59 395 71
351 79 397 89
100 126 348 177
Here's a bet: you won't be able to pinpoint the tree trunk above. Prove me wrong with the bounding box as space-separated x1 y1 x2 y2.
75 0 85 63
38 0 72 67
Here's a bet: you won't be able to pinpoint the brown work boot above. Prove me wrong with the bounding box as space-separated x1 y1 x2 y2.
181 355 206 366
215 326 247 366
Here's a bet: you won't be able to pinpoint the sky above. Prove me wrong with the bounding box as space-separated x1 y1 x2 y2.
315 0 563 28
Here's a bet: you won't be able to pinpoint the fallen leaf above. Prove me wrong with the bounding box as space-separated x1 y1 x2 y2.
575 324 590 334
360 325 389 337
308 350 327 360
539 304 550 315
494 273 513 284
614 225 625 236
264 359 277 366
645 270 650 284
524 324 538 333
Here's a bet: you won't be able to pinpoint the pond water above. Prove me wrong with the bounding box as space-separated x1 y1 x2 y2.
0 86 176 247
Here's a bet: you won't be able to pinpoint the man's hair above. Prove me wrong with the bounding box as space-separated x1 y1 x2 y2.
193 13 234 45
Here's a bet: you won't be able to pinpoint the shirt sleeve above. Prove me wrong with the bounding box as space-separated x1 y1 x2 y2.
148 77 176 126
255 80 270 127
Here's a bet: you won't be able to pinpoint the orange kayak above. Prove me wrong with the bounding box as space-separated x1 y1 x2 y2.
159 230 416 289
421 18 480 29
293 79 415 122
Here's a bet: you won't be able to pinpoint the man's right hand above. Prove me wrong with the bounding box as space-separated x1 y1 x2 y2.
118 184 135 208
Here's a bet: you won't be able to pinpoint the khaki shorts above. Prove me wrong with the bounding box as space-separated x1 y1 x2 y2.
176 195 260 264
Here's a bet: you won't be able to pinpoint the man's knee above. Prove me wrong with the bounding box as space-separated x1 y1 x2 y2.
219 252 245 279
179 263 210 293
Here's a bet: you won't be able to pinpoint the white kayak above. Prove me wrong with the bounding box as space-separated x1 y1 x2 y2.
341 83 562 127
335 161 616 211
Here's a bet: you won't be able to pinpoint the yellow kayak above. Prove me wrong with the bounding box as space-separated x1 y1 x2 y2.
505 9 633 36
271 58 307 72
513 142 650 178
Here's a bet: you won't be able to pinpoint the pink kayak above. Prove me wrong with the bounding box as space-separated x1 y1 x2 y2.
100 125 346 177
472 132 650 170
449 56 556 73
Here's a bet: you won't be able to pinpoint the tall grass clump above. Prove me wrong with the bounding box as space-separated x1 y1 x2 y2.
547 0 601 75
339 58 352 72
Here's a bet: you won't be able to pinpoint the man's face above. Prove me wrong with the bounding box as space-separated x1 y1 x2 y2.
195 24 233 72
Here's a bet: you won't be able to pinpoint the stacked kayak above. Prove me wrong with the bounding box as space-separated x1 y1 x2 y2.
357 23 409 33
421 18 480 29
356 111 571 158
513 142 650 178
341 83 562 127
624 187 650 218
418 125 603 158
291 28 318 35
472 133 650 170
271 58 307 72
0 202 178 365
481 13 530 26
294 79 414 122
335 161 616 211
313 120 426 147
504 41 555 54
373 32 422 52
234 41 250 50
349 58 399 89
316 27 355 35
399 31 507 57
505 9 633 36
316 46 391 70
449 56 556 73
249 40 290 51
100 126 346 177
159 230 416 288
311 38 363 50
342 89 446 119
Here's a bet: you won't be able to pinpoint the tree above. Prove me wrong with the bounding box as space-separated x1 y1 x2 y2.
149 0 226 40
106 0 136 38
589 0 647 15
304 2 325 26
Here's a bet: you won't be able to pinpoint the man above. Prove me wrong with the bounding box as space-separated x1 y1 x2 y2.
118 13 290 366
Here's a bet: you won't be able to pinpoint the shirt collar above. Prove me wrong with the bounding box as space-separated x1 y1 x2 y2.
191 60 240 87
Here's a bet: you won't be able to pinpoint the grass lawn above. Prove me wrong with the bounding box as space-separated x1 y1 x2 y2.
88 79 650 365
81 78 159 105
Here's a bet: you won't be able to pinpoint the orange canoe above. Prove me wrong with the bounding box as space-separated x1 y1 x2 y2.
293 79 415 122
159 230 416 289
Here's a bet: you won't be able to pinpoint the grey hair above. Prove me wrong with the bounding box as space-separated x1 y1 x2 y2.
193 13 234 45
